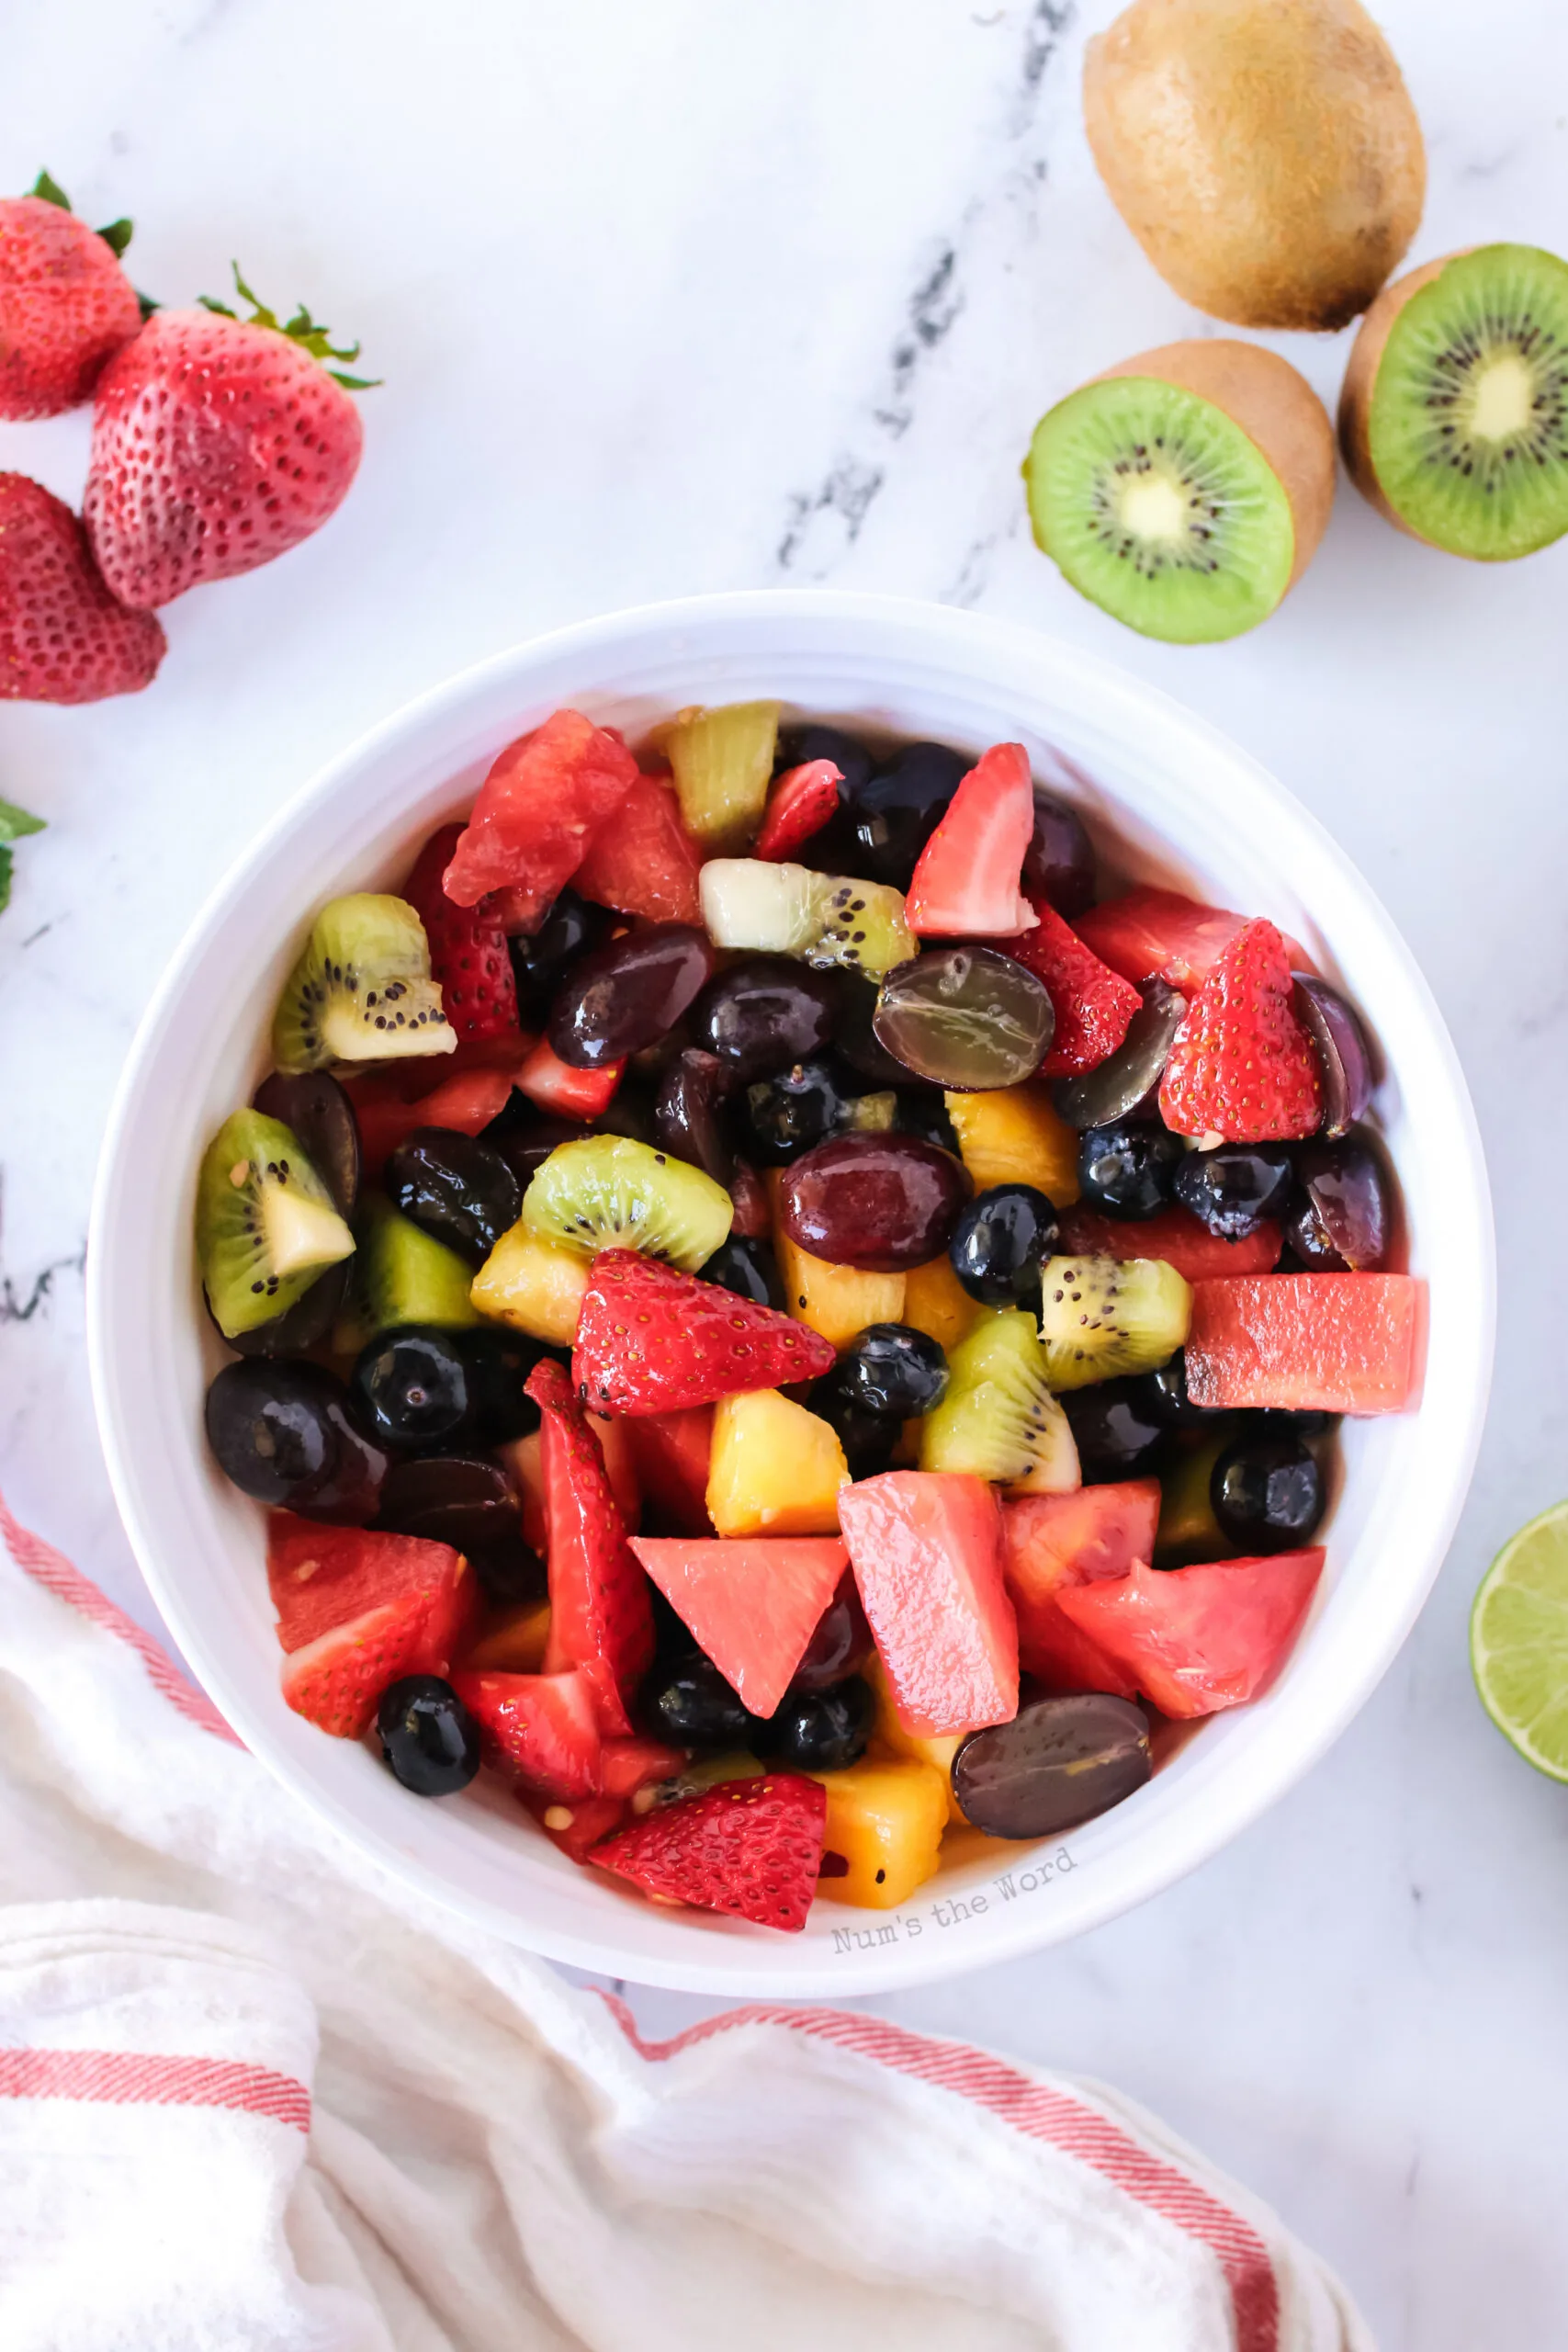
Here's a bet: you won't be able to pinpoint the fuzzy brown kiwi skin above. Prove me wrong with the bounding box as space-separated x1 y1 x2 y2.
1337 250 1469 546
1084 0 1426 333
1095 340 1337 592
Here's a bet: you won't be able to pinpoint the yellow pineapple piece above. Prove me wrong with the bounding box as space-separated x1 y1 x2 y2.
867 1655 967 1823
944 1083 1080 1204
470 1221 589 1345
812 1758 950 1908
463 1599 551 1673
767 1170 905 1348
706 1388 850 1536
902 1254 982 1353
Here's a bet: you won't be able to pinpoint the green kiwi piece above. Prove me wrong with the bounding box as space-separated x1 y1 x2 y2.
1156 1434 1235 1566
333 1194 480 1351
919 1310 1079 1495
522 1135 733 1272
272 895 456 1073
697 859 916 979
1358 245 1568 560
1038 1254 1192 1390
1024 374 1298 643
197 1108 355 1340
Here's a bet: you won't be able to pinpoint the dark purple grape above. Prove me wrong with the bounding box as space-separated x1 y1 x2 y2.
221 1259 350 1361
1292 975 1374 1138
481 1103 594 1185
1172 1142 1294 1239
253 1069 360 1216
793 1582 873 1692
835 1323 949 1418
698 1235 784 1309
953 1694 1150 1838
690 956 841 1079
778 1133 971 1272
755 1677 874 1771
845 741 966 891
457 1325 548 1443
1077 1121 1184 1220
776 722 874 798
378 1453 521 1552
1022 788 1095 916
350 1327 474 1453
655 1048 736 1184
949 1184 1058 1306
1052 978 1186 1129
836 972 909 1086
385 1128 522 1262
205 1359 387 1522
874 947 1054 1091
739 1059 844 1165
1286 1133 1391 1271
892 1086 960 1153
1059 1379 1166 1482
377 1676 481 1797
548 922 714 1069
508 888 607 1018
1211 1431 1325 1552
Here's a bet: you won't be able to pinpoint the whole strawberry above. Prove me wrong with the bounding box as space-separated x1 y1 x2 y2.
0 176 142 420
84 268 371 607
1159 917 1323 1143
0 473 165 703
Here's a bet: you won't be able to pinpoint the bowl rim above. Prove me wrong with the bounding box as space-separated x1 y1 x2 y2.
87 588 1495 1995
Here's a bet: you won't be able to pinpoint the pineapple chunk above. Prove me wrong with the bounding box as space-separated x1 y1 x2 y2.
706 1388 850 1536
463 1599 551 1672
902 1254 983 1353
660 700 781 850
768 1170 906 1347
944 1083 1080 1204
470 1221 589 1344
868 1656 966 1824
812 1758 951 1908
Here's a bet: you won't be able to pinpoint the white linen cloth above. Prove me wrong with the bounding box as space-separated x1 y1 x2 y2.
0 1495 1371 2352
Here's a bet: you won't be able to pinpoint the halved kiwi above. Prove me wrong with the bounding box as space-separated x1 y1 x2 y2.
697 859 917 978
1339 243 1568 560
1038 1254 1191 1390
1024 341 1335 642
521 1134 733 1272
272 894 456 1072
919 1310 1080 1494
197 1108 355 1340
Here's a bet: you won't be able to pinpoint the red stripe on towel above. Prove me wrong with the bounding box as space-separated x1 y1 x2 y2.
0 2046 310 2132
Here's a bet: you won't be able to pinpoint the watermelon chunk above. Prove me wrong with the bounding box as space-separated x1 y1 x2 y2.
1054 1551 1325 1717
575 770 705 925
452 1666 603 1799
630 1535 849 1719
1002 1480 1161 1695
1056 1202 1283 1283
622 1407 715 1536
1186 1273 1425 1414
839 1472 1019 1737
442 710 638 920
513 1036 624 1117
1076 888 1312 994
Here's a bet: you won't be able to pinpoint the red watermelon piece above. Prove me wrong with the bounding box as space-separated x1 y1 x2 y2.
1056 1203 1283 1283
1002 1480 1160 1695
1054 1551 1325 1718
513 1035 624 1117
442 709 638 920
838 1472 1018 1737
575 770 705 924
1185 1273 1425 1415
630 1535 849 1718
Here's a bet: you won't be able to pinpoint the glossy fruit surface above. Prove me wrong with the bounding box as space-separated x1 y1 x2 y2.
1286 1134 1390 1271
632 1533 850 1717
691 954 841 1078
548 922 714 1069
807 1365 901 1480
220 1261 351 1362
906 742 1035 937
953 1692 1150 1837
385 1127 523 1262
592 1770 826 1933
1002 1479 1161 1691
654 1048 736 1185
948 1183 1058 1306
779 721 874 798
1132 1350 1215 1429
698 1234 784 1309
1077 887 1309 995
377 1453 520 1552
1058 1379 1167 1482
756 1676 874 1771
253 1069 360 1217
776 1134 971 1272
790 1577 873 1690
996 899 1142 1080
267 1515 479 1736
351 1326 474 1452
443 710 637 920
839 1472 1017 1737
574 769 704 925
1212 1431 1325 1553
705 1387 849 1538
739 1059 843 1164
1172 1141 1294 1238
642 1654 761 1749
507 888 606 1017
874 947 1054 1091
1159 918 1323 1143
376 1674 481 1797
1056 1200 1282 1283
844 740 966 890
574 1250 835 1414
1077 1121 1184 1220
1054 1550 1326 1718
401 823 521 1047
206 1359 385 1518
1292 974 1374 1139
1052 977 1186 1129
1185 1272 1423 1414
1022 788 1096 915
836 1323 949 1418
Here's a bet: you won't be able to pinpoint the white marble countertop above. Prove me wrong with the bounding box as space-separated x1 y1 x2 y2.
3 3 1566 2343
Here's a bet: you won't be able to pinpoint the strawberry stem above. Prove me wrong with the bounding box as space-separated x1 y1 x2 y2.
30 169 70 209
197 262 380 389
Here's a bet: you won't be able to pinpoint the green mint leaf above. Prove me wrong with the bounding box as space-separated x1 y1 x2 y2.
31 170 71 210
0 798 45 843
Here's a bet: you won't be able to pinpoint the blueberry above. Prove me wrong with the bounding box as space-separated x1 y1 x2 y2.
808 1365 901 1478
1077 1120 1185 1220
1127 1351 1218 1430
755 1677 874 1772
1172 1143 1294 1239
698 1235 784 1310
351 1326 473 1452
1211 1432 1325 1553
1060 1378 1167 1482
377 1675 480 1797
949 1183 1058 1306
836 1323 949 1419
845 741 967 892
739 1059 843 1164
642 1656 761 1750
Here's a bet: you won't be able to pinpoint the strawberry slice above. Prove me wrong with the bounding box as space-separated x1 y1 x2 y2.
1076 888 1314 995
598 1734 687 1801
756 759 842 861
988 898 1141 1077
451 1666 602 1799
572 1250 836 1416
1159 918 1323 1143
267 1516 479 1738
590 1770 827 1931
525 1358 654 1734
526 1790 627 1861
575 771 705 924
906 743 1038 938
280 1607 451 1739
513 1035 624 1117
401 824 521 1046
344 1064 519 1181
442 710 639 920
1056 1202 1283 1283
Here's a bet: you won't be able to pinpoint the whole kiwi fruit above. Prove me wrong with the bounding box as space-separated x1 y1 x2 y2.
1083 0 1426 332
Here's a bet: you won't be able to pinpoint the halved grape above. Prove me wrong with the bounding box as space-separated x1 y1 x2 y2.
1052 978 1185 1129
1286 1133 1391 1271
873 947 1054 1091
1292 975 1374 1138
953 1693 1151 1838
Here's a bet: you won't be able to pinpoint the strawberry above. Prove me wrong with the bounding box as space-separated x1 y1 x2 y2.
597 1734 687 1801
906 742 1038 938
513 1035 624 1118
989 897 1141 1077
0 474 165 703
0 182 142 420
575 770 704 924
527 1790 627 1861
1159 917 1323 1143
451 1666 602 1800
755 759 842 861
572 1250 836 1416
400 824 521 1046
267 1515 479 1737
442 709 638 918
525 1358 654 1734
83 271 368 608
590 1770 827 1930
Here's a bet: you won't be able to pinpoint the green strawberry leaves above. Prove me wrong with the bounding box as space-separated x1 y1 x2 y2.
0 799 46 918
198 264 379 389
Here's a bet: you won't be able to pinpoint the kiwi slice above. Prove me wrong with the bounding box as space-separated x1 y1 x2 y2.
1039 1254 1191 1390
919 1311 1079 1495
521 1135 732 1272
698 859 917 979
334 1194 481 1351
1340 244 1568 560
660 700 781 851
1024 342 1334 642
197 1108 355 1340
272 895 456 1073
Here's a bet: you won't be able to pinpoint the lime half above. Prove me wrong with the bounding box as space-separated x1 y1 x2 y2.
1471 1501 1568 1781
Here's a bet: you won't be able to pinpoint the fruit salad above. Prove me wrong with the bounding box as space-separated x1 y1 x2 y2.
195 701 1425 1933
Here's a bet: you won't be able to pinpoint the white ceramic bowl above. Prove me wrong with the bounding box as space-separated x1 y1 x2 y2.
89 591 1493 1996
